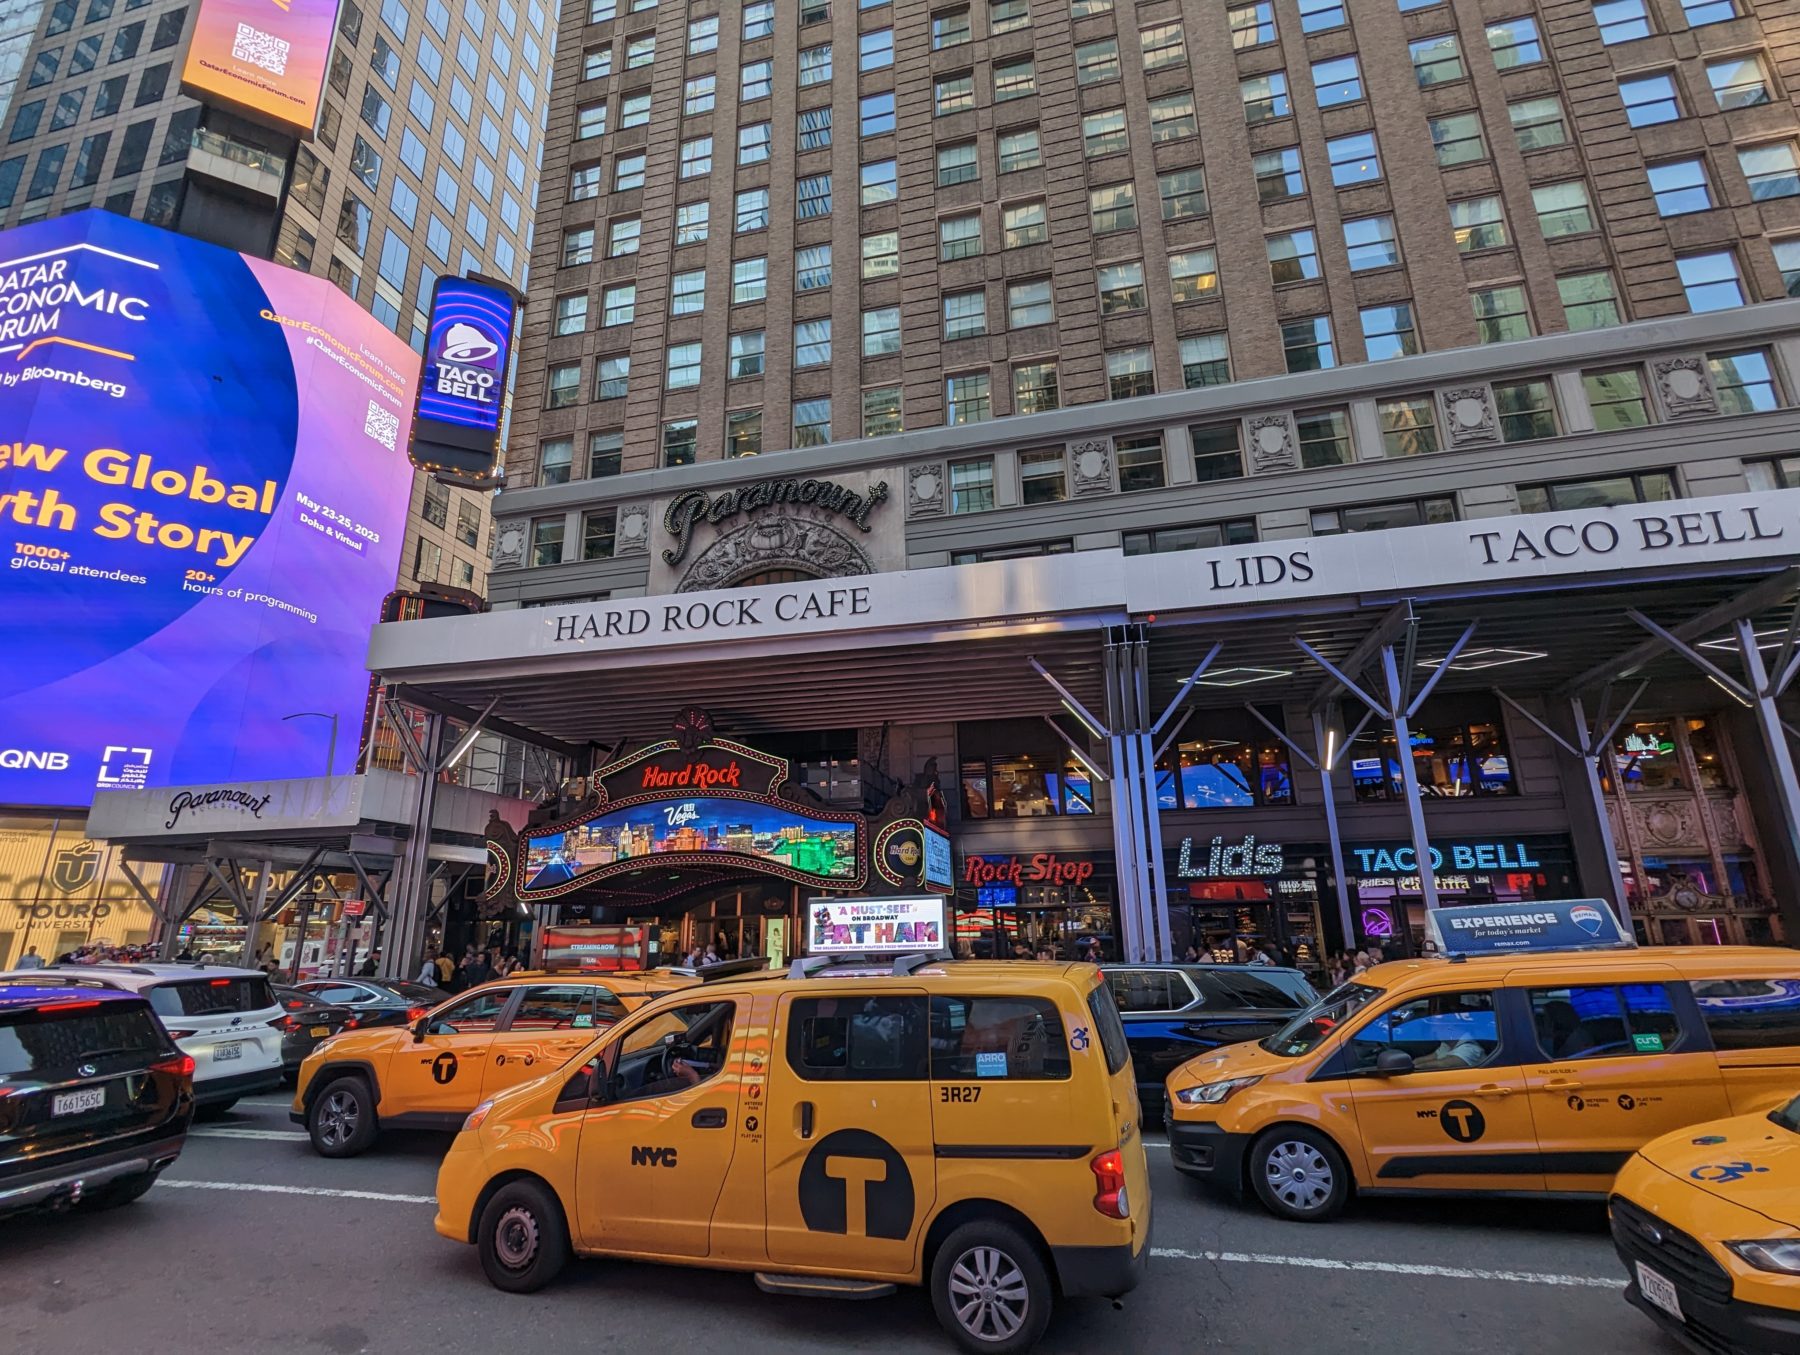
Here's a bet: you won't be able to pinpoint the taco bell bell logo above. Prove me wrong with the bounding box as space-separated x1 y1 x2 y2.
433 321 500 405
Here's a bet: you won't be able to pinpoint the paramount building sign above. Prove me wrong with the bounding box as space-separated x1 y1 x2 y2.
661 474 890 566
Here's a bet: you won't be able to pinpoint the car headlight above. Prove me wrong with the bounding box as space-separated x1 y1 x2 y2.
1725 1239 1800 1275
462 1099 495 1133
1175 1075 1262 1106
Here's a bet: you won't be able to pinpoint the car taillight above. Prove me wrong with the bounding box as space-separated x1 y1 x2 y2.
165 1028 197 1040
280 1016 300 1031
153 1053 196 1080
406 1006 427 1022
1090 1148 1129 1220
343 1017 360 1029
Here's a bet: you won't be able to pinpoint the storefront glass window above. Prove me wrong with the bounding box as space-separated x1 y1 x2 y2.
957 719 1104 818
1154 707 1293 808
1347 695 1514 800
1610 719 1681 791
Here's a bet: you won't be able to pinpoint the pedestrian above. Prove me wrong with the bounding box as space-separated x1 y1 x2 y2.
435 949 456 987
357 947 380 977
416 949 440 986
1181 944 1201 964
464 947 493 987
15 944 43 969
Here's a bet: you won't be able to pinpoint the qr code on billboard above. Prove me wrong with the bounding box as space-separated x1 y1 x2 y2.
365 400 400 451
232 23 290 76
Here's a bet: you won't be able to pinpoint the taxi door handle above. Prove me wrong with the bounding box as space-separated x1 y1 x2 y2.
799 1101 815 1140
691 1107 727 1129
1544 1078 1583 1091
1474 1084 1513 1098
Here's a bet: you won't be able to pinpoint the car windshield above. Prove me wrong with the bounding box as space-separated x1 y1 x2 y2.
1772 1094 1800 1133
1259 982 1382 1058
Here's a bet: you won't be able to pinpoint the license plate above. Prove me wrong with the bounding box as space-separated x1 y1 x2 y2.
214 1042 242 1062
309 1026 330 1038
52 1086 106 1117
1637 1262 1683 1322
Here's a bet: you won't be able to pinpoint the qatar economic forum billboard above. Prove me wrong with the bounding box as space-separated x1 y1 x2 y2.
0 211 418 808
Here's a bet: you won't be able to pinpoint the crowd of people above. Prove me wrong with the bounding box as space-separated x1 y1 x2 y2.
412 942 524 991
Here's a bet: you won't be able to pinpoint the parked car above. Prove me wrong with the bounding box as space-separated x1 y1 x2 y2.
1101 963 1316 1121
290 978 442 1029
270 986 354 1082
0 963 284 1117
0 984 194 1218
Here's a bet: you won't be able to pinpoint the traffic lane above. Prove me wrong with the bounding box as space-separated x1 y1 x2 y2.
176 1093 445 1197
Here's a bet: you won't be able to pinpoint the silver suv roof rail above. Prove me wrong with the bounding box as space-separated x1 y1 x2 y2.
784 952 955 980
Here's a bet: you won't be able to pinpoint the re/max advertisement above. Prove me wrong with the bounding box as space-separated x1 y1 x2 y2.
0 211 418 807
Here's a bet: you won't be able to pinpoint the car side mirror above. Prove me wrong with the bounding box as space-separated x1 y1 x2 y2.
1373 1048 1415 1077
411 1016 429 1043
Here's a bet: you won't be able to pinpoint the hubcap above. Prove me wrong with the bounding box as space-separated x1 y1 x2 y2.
947 1245 1029 1342
317 1089 359 1146
494 1205 539 1270
1264 1139 1333 1213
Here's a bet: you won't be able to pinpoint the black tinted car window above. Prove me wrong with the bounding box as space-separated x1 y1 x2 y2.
1692 978 1800 1051
1087 982 1131 1075
1191 970 1313 1010
0 1001 167 1078
148 976 275 1016
788 995 928 1080
1106 970 1193 1013
1530 984 1681 1060
931 995 1070 1080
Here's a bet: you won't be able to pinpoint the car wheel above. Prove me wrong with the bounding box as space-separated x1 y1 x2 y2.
193 1098 237 1121
1249 1126 1349 1222
307 1076 378 1157
477 1180 570 1293
930 1220 1053 1355
84 1171 159 1209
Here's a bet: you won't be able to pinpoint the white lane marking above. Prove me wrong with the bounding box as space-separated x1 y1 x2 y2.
1144 1141 1169 1149
159 1180 436 1205
190 1128 308 1141
1150 1247 1622 1289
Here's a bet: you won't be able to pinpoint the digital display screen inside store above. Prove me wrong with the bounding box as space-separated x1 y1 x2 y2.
0 211 418 807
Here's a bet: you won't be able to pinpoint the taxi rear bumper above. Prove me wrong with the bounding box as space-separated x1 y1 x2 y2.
1051 1200 1150 1299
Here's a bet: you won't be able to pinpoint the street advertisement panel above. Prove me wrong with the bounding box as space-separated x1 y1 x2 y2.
808 896 947 955
179 0 341 136
0 211 418 807
408 275 517 477
1426 899 1631 955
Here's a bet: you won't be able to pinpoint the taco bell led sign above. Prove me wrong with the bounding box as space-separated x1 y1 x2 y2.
408 275 518 478
1351 842 1542 874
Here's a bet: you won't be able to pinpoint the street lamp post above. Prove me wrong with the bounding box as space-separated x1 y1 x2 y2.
283 712 340 778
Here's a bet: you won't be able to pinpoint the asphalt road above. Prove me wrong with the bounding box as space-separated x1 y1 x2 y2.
0 1095 1687 1355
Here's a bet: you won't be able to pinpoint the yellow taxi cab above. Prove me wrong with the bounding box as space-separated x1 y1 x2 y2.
291 967 697 1157
1164 940 1800 1222
1610 1092 1800 1355
432 957 1149 1354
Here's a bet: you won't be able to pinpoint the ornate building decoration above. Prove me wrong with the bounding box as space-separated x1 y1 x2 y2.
907 462 947 518
1068 438 1113 496
675 517 875 592
1245 414 1297 474
1650 355 1719 419
1439 385 1500 447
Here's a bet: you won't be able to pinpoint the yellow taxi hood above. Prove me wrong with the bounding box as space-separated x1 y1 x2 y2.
308 1025 406 1060
1166 1035 1286 1091
1638 1111 1800 1228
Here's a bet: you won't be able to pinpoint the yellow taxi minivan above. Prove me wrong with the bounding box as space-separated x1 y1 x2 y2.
1610 1092 1800 1355
291 968 697 1156
433 958 1150 1354
1165 945 1800 1221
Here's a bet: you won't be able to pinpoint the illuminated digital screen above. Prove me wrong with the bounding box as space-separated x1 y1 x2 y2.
409 275 516 476
180 0 341 136
0 211 417 806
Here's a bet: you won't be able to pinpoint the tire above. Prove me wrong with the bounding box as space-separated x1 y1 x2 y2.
929 1220 1053 1355
1249 1125 1350 1223
476 1179 571 1293
193 1098 238 1121
306 1076 379 1158
83 1171 158 1210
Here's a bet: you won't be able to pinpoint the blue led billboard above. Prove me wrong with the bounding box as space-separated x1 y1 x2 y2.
408 274 516 476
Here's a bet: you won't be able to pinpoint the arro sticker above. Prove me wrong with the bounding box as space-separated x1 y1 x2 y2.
975 1051 1008 1078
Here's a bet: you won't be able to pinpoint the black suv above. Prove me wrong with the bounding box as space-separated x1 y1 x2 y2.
0 984 194 1217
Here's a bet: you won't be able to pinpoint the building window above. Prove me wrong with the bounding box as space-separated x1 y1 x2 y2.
1559 271 1622 330
676 202 710 246
947 372 991 425
1327 132 1381 185
1169 250 1218 302
1311 496 1454 534
796 242 832 290
1429 113 1485 167
1014 362 1059 414
1681 0 1738 24
546 363 581 408
859 93 895 137
861 306 900 357
1140 20 1185 71
1097 261 1146 314
1089 182 1137 233
862 231 899 278
1268 229 1319 284
1344 215 1400 271
1160 168 1207 220
935 72 974 115
994 57 1034 101
1594 0 1651 44
539 438 574 485
861 387 901 436
739 122 772 164
1707 54 1771 109
1116 433 1165 491
931 6 970 47
662 420 698 467
589 432 623 478
1003 201 1048 249
569 164 602 200
1148 93 1196 143
1411 34 1463 86
1107 348 1154 400
613 153 646 192
620 91 650 127
1486 15 1543 68
1509 96 1568 150
1472 285 1532 343
1494 378 1558 441
991 0 1030 35
561 228 595 266
1449 196 1507 252
1181 334 1231 389
1740 142 1800 201
683 77 715 116
1710 348 1780 414
1228 2 1275 48
998 127 1041 173
858 27 892 68
1621 73 1680 126
1517 471 1675 514
742 60 773 99
1296 407 1352 467
1253 147 1304 202
793 397 831 446
1312 55 1361 107
727 410 762 457
736 189 770 232
795 318 833 366
1241 71 1289 123
949 456 994 512
688 14 719 52
1189 420 1243 480
1282 316 1335 372
1297 0 1343 30
730 329 766 378
553 294 588 336
1534 181 1596 237
1648 158 1712 216
797 173 833 217
1020 447 1065 502
1007 278 1053 328
582 509 617 561
1076 38 1119 85
530 517 564 566
1124 521 1257 559
861 160 898 204
798 43 832 87
595 354 629 399
670 269 706 316
1677 250 1744 311
1344 695 1512 799
1361 303 1419 361
732 256 767 302
937 141 979 185
1377 396 1439 457
1773 240 1800 296
665 341 702 389
940 213 981 261
943 289 986 340
625 33 654 67
1584 368 1651 430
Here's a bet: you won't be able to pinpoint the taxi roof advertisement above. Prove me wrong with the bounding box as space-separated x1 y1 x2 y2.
0 211 418 808
808 897 947 954
1426 899 1631 955
178 0 341 137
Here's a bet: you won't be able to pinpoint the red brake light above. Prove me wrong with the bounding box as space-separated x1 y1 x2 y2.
1090 1149 1129 1220
281 1016 300 1031
153 1053 196 1080
209 978 231 987
40 999 101 1012
406 1006 427 1022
